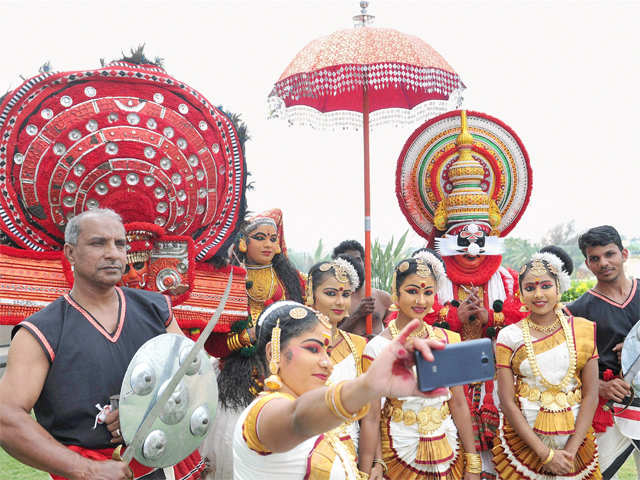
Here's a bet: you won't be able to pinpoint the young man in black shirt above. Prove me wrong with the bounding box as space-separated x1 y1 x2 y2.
567 225 640 479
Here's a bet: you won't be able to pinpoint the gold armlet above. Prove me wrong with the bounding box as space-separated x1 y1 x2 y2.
226 330 251 351
464 452 482 474
542 448 554 465
325 381 370 422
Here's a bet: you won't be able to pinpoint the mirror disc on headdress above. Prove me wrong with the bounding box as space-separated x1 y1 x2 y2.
0 62 245 260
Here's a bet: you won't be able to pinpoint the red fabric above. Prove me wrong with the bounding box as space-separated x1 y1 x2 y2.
442 255 503 286
593 397 615 433
49 446 204 480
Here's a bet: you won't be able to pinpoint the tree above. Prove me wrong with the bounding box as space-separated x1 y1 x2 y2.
371 231 411 293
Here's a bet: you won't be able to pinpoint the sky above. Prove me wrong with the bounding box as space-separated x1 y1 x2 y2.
1 0 639 255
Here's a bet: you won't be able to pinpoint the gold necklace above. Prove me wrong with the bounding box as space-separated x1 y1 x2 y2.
339 329 362 376
246 264 276 303
521 309 576 393
389 319 432 339
527 318 560 334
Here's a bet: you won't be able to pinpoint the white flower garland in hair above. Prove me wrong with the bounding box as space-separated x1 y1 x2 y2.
412 251 447 292
531 252 571 294
333 257 360 291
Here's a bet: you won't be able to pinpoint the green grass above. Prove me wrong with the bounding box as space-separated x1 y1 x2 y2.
1 443 637 479
0 447 48 480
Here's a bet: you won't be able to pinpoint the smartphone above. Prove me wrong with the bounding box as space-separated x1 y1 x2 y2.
414 338 495 392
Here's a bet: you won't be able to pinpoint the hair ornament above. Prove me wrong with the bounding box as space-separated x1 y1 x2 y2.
332 257 360 290
256 300 300 328
289 306 309 320
246 216 277 233
411 251 447 291
319 262 332 272
398 261 410 272
531 252 571 294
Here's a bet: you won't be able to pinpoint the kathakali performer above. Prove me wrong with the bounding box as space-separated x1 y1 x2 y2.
396 110 532 477
360 252 481 480
492 248 601 480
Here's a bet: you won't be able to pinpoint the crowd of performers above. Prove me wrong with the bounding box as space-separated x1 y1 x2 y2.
0 57 638 480
204 216 637 480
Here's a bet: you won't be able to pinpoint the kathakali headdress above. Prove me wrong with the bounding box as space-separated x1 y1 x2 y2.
0 60 246 262
396 110 532 257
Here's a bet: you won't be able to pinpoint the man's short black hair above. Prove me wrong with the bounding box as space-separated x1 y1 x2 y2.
332 240 365 259
578 225 624 257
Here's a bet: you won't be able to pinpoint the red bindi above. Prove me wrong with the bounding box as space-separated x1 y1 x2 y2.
421 283 426 288
324 338 330 346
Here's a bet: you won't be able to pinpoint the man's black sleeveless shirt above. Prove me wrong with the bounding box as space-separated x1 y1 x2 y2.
567 278 640 378
12 287 172 449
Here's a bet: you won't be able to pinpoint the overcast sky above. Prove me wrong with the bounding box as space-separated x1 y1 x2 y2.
1 0 639 254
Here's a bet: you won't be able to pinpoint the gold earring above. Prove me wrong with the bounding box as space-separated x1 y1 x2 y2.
238 237 247 253
265 320 283 391
305 278 314 307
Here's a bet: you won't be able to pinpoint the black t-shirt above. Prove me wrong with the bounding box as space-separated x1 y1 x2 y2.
13 287 172 449
567 278 640 378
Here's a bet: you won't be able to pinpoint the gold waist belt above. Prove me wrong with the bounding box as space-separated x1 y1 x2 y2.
383 399 450 434
518 383 582 409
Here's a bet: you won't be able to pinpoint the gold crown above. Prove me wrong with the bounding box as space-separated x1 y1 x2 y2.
432 111 501 234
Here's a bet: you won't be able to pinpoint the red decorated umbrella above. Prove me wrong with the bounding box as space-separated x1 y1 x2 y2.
268 1 464 333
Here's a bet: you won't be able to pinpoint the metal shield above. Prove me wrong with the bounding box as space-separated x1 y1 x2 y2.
119 333 218 468
621 320 640 393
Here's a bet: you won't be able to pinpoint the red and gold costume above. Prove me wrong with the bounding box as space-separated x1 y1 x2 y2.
0 56 249 478
396 110 533 476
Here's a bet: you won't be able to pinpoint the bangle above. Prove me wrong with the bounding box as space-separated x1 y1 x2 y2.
324 381 370 422
464 452 482 474
372 458 388 474
542 448 554 465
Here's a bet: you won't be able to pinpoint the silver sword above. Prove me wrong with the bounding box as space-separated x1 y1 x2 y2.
116 271 234 465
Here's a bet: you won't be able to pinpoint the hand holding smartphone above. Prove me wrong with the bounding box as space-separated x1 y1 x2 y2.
414 338 495 392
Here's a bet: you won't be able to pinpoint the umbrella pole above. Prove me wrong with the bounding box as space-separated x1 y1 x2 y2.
363 83 373 335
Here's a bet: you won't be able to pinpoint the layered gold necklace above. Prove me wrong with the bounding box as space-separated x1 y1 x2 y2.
521 309 577 403
389 319 433 339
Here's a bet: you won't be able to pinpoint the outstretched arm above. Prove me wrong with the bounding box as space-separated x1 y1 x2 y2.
257 320 446 453
0 329 132 480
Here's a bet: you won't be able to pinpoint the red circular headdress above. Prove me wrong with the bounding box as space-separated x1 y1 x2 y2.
0 61 246 261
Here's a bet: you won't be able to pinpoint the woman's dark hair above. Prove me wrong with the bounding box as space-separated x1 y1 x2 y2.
332 240 364 260
578 225 624 257
217 302 319 409
539 245 574 275
336 253 364 292
394 251 440 293
518 245 572 286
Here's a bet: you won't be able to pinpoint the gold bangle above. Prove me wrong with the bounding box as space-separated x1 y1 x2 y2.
542 448 554 465
372 458 388 474
464 452 482 474
333 380 370 422
325 381 370 422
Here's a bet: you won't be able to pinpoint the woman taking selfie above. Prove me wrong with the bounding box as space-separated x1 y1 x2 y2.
360 251 480 480
492 247 600 479
232 301 446 480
